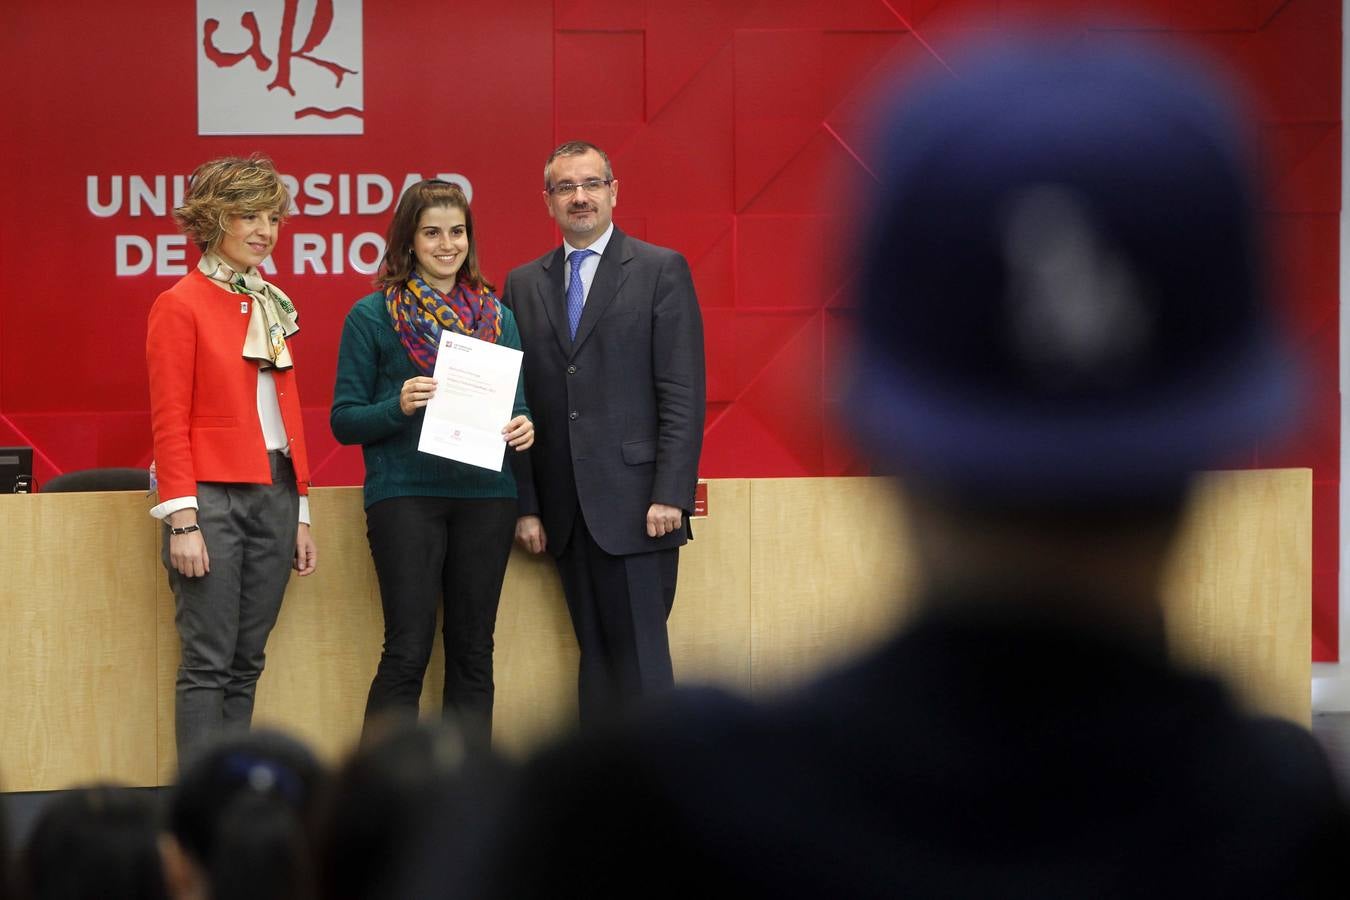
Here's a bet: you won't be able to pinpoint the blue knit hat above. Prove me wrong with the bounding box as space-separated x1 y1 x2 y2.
846 41 1299 500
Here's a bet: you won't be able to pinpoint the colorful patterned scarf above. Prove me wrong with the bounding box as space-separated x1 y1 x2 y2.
386 273 503 375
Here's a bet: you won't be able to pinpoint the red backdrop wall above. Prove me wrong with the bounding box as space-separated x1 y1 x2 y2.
0 0 1340 658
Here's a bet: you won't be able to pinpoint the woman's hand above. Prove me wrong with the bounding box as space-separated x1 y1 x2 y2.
167 512 209 578
503 415 534 451
400 376 438 416
293 523 317 576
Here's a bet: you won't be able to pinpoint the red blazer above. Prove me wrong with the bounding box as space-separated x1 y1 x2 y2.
146 269 312 503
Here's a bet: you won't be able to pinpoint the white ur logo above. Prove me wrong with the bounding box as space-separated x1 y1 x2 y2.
197 0 364 136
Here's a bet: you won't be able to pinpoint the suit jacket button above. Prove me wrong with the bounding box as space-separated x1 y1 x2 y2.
567 365 577 375
569 411 578 420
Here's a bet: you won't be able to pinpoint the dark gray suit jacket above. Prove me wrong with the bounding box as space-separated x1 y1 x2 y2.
503 227 705 558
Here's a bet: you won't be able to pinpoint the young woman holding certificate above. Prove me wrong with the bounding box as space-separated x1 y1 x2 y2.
146 155 318 766
331 180 533 750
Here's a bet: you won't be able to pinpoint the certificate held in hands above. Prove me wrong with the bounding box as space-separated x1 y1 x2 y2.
418 332 523 471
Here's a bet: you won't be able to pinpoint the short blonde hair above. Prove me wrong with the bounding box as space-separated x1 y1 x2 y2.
174 155 291 253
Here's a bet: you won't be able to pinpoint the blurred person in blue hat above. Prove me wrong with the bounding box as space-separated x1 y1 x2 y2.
413 40 1350 899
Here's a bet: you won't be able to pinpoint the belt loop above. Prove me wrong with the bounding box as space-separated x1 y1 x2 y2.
267 449 293 482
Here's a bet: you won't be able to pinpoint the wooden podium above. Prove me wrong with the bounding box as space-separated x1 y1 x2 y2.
0 471 1311 791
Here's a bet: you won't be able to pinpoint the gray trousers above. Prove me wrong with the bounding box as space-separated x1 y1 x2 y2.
163 452 298 766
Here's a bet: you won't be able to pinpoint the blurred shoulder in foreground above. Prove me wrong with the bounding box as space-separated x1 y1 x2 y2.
413 38 1350 900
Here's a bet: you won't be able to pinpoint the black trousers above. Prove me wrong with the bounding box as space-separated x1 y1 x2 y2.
556 509 679 729
364 495 517 750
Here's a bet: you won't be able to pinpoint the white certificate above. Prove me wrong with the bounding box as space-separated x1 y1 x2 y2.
417 332 523 471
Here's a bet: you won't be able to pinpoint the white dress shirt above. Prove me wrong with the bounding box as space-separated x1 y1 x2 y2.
149 368 310 524
561 222 615 307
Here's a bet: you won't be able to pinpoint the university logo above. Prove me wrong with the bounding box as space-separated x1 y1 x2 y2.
196 0 363 135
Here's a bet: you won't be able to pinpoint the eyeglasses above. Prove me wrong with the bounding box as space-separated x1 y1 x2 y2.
546 178 613 197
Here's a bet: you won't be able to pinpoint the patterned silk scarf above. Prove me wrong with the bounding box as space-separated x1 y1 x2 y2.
385 273 503 375
198 253 300 369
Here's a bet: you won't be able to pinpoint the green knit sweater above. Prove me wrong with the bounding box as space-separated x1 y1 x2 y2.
330 291 530 508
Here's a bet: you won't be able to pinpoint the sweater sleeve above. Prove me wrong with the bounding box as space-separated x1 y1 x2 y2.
500 309 531 422
500 278 539 517
146 288 199 504
330 299 411 446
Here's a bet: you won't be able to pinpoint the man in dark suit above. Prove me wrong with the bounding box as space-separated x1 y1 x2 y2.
503 141 705 727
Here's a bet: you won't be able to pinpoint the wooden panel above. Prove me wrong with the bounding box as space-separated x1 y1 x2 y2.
491 478 755 755
0 472 1313 789
1164 469 1312 723
156 490 445 779
745 473 1312 723
0 492 160 792
669 479 753 691
748 477 915 692
245 489 387 768
154 550 176 783
156 479 753 767
490 550 576 755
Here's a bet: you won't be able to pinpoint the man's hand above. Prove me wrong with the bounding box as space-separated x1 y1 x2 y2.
516 515 547 554
646 503 683 538
294 523 317 575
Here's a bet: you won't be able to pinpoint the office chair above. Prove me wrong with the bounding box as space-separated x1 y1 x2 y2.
40 467 151 493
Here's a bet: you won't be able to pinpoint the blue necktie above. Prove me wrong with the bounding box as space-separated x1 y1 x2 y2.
566 249 594 340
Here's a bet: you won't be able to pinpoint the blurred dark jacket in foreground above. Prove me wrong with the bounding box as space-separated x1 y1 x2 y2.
416 40 1350 899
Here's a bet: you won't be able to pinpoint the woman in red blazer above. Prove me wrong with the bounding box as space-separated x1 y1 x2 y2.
146 155 317 766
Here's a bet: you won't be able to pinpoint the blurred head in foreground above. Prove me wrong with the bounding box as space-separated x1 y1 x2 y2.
20 785 167 900
318 721 469 900
162 731 327 900
844 40 1297 623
